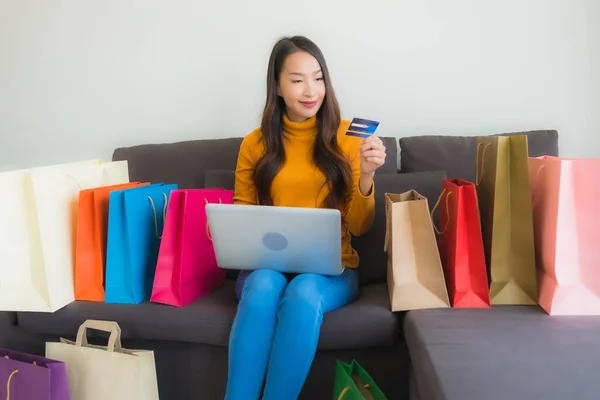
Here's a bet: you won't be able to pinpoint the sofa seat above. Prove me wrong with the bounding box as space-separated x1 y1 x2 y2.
17 281 398 350
405 306 600 400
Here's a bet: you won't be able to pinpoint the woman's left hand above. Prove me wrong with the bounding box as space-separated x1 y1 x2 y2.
359 135 387 175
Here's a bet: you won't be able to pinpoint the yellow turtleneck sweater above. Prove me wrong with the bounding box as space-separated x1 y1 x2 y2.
233 114 375 268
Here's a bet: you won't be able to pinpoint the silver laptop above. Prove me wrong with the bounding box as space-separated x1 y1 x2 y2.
205 203 344 276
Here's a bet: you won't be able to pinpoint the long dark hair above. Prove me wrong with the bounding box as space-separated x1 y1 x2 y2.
253 36 352 209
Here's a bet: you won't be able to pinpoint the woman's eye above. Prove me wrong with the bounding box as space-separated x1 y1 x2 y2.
292 80 302 83
316 77 324 81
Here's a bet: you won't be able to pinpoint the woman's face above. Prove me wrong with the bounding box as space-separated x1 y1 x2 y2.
278 51 326 122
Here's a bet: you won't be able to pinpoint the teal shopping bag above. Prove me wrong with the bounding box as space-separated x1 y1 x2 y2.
105 183 178 304
333 360 387 400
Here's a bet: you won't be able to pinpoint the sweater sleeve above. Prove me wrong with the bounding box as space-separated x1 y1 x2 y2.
343 145 375 236
233 135 258 205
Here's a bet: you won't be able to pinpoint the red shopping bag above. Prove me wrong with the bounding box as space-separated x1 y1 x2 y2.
434 179 490 308
150 189 232 307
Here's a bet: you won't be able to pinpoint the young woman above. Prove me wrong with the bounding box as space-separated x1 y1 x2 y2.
226 36 387 400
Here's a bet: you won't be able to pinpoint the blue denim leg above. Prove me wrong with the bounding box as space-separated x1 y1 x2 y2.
234 270 251 301
262 268 359 399
225 269 288 400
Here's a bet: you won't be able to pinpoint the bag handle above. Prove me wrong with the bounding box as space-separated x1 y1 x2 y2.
5 369 18 400
530 164 546 206
75 320 122 352
337 383 373 400
65 173 83 191
148 193 169 239
383 194 391 251
3 355 40 400
430 188 452 235
475 143 491 185
204 198 223 241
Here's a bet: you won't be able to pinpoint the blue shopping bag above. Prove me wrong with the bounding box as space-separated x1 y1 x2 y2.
105 183 178 304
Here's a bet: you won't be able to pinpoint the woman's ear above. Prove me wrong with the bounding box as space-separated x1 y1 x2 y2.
277 84 282 97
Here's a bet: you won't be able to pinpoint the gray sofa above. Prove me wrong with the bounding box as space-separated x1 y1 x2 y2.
0 136 410 400
3 128 595 400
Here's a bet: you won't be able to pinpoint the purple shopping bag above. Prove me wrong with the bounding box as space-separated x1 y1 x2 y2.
0 349 70 400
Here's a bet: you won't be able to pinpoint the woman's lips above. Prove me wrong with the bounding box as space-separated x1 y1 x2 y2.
300 100 318 108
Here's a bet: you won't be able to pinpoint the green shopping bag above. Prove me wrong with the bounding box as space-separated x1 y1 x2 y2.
333 360 387 400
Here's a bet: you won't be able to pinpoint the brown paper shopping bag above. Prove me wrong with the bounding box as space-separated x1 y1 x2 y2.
476 135 537 305
46 320 159 400
384 190 450 311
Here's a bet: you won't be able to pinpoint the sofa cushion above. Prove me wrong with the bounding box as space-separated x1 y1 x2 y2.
352 170 447 285
375 137 398 173
113 138 243 189
205 169 235 190
0 313 18 349
404 306 600 400
17 282 397 350
399 130 559 181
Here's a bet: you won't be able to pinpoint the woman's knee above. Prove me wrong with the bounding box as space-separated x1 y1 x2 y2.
282 270 359 314
241 269 287 301
282 274 324 310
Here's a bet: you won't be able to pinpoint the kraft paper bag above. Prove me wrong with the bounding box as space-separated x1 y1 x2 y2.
476 135 537 305
0 160 129 312
384 190 450 311
529 156 600 315
45 320 159 400
333 360 387 400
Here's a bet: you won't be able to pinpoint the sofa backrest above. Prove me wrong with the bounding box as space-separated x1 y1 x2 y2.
113 138 244 189
113 137 399 189
399 129 559 181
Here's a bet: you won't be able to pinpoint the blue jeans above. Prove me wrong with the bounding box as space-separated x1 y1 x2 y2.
225 268 359 400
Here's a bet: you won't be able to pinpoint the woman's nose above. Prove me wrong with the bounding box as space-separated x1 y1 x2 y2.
303 81 316 97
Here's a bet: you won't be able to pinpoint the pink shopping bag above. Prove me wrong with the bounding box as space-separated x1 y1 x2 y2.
150 189 233 307
529 156 600 315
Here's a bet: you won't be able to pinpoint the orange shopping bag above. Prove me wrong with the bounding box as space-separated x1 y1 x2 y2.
75 182 147 301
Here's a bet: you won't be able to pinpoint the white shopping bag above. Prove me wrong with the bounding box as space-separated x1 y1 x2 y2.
0 160 129 312
46 320 159 400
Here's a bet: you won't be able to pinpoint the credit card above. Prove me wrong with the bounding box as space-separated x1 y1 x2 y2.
345 118 380 138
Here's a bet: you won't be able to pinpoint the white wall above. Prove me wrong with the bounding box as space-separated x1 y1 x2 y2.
1 0 599 170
